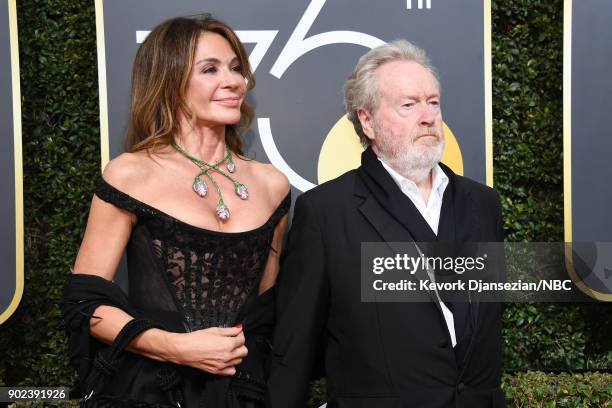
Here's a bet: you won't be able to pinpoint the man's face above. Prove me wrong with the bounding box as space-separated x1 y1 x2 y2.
362 60 445 181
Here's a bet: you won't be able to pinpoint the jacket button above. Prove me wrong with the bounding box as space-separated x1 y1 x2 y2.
457 382 465 393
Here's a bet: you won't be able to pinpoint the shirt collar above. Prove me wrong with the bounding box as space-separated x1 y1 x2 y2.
379 159 449 196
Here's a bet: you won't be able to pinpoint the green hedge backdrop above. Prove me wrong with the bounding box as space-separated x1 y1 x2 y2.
1 0 610 406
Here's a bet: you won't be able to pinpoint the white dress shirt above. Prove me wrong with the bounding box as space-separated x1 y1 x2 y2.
379 160 458 347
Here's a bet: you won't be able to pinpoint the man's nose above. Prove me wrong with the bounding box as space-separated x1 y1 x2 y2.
419 102 436 126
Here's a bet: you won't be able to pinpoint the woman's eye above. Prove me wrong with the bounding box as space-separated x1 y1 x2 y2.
232 65 242 72
201 66 217 74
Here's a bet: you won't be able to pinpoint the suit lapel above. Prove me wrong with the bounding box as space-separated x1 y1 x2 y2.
356 149 442 311
359 148 438 243
436 172 456 241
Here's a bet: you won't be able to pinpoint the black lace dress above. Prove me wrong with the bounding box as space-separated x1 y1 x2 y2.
61 178 291 407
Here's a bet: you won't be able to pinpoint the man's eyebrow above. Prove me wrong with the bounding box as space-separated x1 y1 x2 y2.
398 93 440 99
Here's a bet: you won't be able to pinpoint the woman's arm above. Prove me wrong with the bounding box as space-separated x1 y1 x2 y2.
258 214 289 294
257 163 291 294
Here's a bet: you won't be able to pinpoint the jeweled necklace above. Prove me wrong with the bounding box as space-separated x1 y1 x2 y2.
172 141 249 220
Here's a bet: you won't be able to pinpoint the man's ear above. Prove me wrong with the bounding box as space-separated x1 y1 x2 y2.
357 108 375 141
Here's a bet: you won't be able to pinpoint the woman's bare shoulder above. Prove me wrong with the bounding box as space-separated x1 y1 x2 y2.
243 159 290 201
102 151 153 191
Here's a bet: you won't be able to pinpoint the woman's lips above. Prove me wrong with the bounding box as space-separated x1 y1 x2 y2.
214 97 241 107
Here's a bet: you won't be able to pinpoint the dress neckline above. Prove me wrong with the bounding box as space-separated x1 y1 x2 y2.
98 177 291 237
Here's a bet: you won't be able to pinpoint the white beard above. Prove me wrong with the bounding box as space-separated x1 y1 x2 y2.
373 121 445 184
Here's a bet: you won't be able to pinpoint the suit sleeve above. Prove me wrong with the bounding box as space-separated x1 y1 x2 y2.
267 193 329 408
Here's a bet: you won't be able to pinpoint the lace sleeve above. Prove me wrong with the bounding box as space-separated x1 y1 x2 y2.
267 191 291 229
95 178 151 216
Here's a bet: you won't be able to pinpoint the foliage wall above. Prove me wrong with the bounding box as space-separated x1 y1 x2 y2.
1 0 99 388
491 0 611 372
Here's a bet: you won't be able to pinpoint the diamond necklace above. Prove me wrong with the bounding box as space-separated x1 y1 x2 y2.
172 141 249 220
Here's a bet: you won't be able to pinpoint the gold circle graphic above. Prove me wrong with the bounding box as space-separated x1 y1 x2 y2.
317 115 464 184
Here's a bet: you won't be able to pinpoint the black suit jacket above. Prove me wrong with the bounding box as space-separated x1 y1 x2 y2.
268 148 505 408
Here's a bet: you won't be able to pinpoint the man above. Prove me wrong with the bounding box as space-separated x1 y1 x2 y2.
268 40 505 407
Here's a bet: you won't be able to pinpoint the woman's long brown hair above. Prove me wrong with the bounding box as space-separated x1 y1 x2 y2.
125 14 254 155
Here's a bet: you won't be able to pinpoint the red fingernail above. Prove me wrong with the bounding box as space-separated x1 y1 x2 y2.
234 323 243 329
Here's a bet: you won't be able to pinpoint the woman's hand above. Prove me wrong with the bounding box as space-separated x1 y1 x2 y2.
165 326 248 376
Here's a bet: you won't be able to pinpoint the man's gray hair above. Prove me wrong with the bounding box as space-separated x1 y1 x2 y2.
343 39 440 147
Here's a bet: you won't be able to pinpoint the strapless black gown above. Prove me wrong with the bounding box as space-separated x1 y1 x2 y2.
61 178 291 407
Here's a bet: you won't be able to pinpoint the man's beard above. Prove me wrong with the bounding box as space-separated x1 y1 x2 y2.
373 120 445 183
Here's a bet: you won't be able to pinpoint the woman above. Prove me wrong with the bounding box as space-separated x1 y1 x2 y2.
61 14 290 407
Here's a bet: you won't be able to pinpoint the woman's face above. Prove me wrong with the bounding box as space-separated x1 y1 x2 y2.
184 31 247 127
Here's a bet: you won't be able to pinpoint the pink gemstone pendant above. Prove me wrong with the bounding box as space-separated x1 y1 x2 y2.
193 179 208 197
235 184 249 200
227 161 236 173
216 203 230 220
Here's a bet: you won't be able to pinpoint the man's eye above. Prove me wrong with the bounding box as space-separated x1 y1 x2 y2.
429 101 440 106
403 103 414 108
